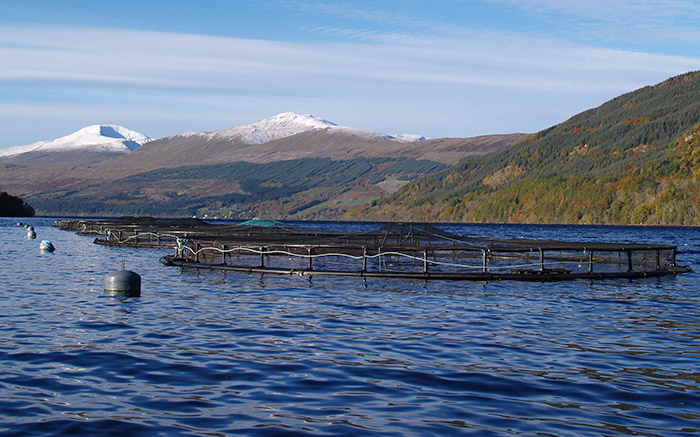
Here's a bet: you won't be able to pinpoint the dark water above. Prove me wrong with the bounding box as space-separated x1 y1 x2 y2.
1 218 700 436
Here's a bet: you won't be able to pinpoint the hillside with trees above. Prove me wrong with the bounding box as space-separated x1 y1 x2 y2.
0 191 35 217
350 71 700 225
26 157 448 219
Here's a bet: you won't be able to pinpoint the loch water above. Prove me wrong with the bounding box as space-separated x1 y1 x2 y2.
1 217 699 436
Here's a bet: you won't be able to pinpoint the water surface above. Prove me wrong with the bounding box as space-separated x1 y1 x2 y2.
1 218 699 435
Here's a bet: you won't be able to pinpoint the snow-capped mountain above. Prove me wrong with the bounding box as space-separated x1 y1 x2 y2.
0 125 150 158
182 112 426 144
115 111 519 170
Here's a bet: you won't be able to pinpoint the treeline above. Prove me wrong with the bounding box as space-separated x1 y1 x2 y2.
126 157 445 187
127 157 372 186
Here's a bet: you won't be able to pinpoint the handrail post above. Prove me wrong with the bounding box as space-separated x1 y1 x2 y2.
539 248 544 272
482 249 488 273
308 247 313 271
259 246 265 268
588 250 593 273
362 246 367 272
423 250 428 273
627 249 633 272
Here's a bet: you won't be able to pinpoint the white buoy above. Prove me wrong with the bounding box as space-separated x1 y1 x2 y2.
39 240 55 252
104 260 141 297
27 229 36 239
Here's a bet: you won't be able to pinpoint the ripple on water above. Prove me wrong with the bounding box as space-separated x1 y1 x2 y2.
1 219 700 435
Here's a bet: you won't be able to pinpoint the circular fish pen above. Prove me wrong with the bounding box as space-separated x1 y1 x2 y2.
55 219 691 281
158 222 689 281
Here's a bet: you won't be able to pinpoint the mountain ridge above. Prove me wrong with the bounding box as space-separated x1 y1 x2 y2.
95 113 520 172
0 113 525 218
179 112 427 145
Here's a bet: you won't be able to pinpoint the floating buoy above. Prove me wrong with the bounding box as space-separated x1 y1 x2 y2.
104 260 141 297
17 222 23 226
39 240 55 252
27 229 36 239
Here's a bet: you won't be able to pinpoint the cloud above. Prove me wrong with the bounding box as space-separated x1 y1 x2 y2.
1 22 700 147
3 24 696 92
487 0 700 47
494 0 700 21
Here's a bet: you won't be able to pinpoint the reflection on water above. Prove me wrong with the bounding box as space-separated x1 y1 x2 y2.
0 218 699 435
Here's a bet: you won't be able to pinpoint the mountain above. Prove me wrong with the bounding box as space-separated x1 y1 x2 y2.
0 113 524 219
100 112 521 172
351 71 700 226
192 112 427 144
0 125 150 167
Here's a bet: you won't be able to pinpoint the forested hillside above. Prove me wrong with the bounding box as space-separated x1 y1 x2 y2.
28 157 447 219
0 191 35 217
351 71 700 225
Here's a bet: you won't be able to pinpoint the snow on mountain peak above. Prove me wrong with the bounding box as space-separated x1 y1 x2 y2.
391 133 427 142
208 112 426 144
210 112 337 144
0 125 151 157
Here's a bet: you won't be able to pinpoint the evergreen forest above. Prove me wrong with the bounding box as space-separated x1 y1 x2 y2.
29 157 446 219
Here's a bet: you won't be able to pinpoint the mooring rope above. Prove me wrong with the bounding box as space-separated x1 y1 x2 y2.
102 230 184 243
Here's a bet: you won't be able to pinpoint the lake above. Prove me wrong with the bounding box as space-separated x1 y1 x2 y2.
1 217 699 435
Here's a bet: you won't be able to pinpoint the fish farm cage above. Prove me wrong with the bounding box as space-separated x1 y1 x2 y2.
55 218 692 281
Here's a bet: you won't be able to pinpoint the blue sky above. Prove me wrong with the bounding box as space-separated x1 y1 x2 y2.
2 0 700 148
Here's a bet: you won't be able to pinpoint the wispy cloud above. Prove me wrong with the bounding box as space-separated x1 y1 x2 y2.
493 0 700 21
1 19 700 146
294 0 700 56
6 23 688 96
487 0 700 48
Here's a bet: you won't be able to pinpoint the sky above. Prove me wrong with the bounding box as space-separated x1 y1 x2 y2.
2 0 700 148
